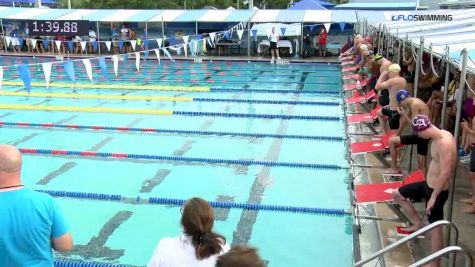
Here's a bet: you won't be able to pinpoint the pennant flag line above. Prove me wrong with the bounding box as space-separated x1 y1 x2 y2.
18 65 31 93
63 61 76 84
112 55 119 77
42 63 52 88
81 59 93 82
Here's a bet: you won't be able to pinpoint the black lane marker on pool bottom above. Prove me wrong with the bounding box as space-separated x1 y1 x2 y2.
89 136 115 152
62 211 133 261
37 162 77 185
10 133 40 146
0 112 13 118
214 195 235 221
55 115 79 125
141 169 171 193
232 95 296 247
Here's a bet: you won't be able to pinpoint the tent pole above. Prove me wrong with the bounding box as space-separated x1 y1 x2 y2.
247 20 251 58
396 28 401 64
413 37 423 98
440 46 450 129
445 51 468 264
161 17 165 40
378 23 383 54
386 27 390 58
145 21 148 40
300 23 303 59
1 19 6 52
96 21 101 55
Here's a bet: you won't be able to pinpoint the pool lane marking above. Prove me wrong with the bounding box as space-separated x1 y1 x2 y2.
0 104 174 115
0 91 340 106
0 104 341 121
0 91 194 102
1 81 210 91
19 148 345 170
0 122 345 141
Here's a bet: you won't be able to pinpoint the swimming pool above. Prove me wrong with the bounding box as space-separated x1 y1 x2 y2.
0 56 352 267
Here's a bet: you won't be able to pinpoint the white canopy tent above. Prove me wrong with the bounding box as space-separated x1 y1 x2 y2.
250 23 301 37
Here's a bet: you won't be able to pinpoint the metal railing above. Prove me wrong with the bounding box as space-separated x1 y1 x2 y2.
354 220 459 267
409 246 473 267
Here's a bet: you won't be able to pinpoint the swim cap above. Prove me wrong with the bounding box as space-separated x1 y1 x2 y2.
396 89 409 103
412 115 431 133
374 54 383 61
360 44 368 52
388 63 401 73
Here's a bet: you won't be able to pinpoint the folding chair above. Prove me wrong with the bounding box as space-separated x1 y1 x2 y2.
354 169 425 223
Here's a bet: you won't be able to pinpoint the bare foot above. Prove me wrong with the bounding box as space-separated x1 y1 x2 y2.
383 168 402 174
460 198 474 204
401 224 422 232
462 206 475 214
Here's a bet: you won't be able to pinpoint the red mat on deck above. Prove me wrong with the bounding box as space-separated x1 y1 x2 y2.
347 106 381 124
355 170 424 204
345 90 376 104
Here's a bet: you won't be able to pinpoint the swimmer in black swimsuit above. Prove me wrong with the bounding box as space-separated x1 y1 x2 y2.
393 115 456 267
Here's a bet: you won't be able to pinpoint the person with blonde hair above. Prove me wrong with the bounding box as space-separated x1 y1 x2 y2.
148 197 230 267
376 63 407 135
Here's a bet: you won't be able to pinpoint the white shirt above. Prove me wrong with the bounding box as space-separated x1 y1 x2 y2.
147 234 230 267
270 33 278 42
89 30 97 41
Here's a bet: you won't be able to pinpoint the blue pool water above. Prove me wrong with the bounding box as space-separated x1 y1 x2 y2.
0 56 352 266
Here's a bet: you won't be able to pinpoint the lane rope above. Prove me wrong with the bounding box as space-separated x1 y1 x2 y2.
35 189 348 216
0 91 340 106
0 121 345 141
0 104 341 120
1 81 210 91
19 148 346 170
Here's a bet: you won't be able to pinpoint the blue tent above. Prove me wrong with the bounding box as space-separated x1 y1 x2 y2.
288 0 332 10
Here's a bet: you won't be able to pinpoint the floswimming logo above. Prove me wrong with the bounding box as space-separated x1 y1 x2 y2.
391 14 453 22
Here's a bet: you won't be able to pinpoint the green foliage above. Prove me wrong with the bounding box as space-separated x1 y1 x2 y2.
59 0 349 9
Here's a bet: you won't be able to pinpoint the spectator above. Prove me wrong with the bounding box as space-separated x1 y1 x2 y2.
120 24 129 53
148 197 230 267
10 26 21 52
269 27 280 64
216 245 264 267
88 27 97 53
0 144 73 266
23 22 32 52
318 27 327 57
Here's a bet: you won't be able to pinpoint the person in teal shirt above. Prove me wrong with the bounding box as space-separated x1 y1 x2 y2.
0 145 73 267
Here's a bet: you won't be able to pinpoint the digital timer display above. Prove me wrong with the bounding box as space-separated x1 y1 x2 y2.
27 20 89 36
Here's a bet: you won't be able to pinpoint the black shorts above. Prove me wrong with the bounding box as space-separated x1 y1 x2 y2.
379 90 390 106
470 148 475 172
381 106 400 130
400 134 430 156
270 41 277 49
398 181 449 223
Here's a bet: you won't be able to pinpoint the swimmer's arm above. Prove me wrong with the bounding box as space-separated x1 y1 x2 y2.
375 72 390 90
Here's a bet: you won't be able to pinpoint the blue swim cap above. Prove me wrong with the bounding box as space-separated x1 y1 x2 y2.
396 89 409 103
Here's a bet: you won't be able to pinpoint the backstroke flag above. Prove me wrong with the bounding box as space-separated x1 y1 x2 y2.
63 61 76 84
42 63 52 88
18 65 31 93
82 59 93 82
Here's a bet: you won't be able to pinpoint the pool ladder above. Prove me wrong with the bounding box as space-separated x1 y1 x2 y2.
354 220 473 267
